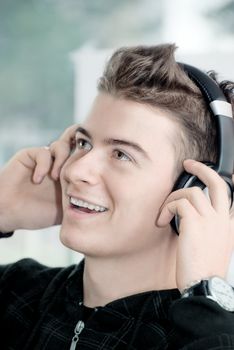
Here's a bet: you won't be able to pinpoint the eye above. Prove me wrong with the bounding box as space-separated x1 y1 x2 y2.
76 138 92 151
113 150 132 162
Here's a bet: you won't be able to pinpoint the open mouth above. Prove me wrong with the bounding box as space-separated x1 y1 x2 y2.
69 197 108 214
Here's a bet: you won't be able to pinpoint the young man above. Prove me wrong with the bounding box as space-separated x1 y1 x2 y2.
0 44 234 349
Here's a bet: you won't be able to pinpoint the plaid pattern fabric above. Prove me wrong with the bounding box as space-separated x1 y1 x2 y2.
0 258 234 349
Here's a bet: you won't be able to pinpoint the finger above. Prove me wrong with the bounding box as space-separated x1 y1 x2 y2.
59 124 78 145
161 186 214 217
49 141 71 179
183 159 230 214
30 148 54 183
157 198 198 227
49 124 78 179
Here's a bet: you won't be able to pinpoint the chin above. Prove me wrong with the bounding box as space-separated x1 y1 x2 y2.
59 225 107 257
60 226 86 253
59 230 128 259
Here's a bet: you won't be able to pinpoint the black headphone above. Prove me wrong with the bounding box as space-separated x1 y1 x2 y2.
171 63 234 235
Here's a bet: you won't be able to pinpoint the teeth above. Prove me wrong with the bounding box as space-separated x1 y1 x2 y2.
70 197 107 212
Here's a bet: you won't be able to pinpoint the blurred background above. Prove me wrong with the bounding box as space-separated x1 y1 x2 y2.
0 0 234 273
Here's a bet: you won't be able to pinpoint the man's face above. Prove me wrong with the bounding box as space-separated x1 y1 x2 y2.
60 93 177 257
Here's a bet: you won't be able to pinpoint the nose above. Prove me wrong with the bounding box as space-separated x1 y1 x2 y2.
63 150 103 185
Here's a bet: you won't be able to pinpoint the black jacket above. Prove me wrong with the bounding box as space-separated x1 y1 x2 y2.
0 258 234 349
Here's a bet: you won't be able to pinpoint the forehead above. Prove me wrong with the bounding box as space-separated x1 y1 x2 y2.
83 93 176 148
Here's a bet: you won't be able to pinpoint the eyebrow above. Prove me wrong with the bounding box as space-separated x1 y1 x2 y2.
76 126 150 160
76 127 92 139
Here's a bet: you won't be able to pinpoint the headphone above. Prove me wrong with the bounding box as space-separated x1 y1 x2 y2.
171 63 234 235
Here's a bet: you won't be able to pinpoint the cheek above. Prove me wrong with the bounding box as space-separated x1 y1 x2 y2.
59 159 68 185
116 173 174 231
124 171 174 211
59 162 71 209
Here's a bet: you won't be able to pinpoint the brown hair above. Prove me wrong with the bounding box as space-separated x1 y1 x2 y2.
97 43 234 174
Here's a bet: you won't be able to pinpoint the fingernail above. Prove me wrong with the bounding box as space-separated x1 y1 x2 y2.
184 159 196 165
35 175 43 183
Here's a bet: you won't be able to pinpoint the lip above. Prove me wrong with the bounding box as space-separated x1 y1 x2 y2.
65 203 108 220
67 193 108 209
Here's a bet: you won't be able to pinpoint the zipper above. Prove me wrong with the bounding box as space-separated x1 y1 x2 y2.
69 320 85 350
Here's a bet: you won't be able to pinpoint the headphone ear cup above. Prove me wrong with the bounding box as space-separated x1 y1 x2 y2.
170 162 233 235
170 162 215 235
170 173 203 235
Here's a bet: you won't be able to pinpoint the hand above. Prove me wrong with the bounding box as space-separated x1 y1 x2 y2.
49 124 78 180
157 159 233 292
0 124 78 233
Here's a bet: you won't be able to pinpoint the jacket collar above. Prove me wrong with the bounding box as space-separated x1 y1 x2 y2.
66 258 180 323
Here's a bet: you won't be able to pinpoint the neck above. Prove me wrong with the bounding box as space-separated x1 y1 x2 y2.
83 232 178 308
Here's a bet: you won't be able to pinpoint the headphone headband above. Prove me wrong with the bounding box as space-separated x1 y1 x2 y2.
171 63 234 235
178 62 234 177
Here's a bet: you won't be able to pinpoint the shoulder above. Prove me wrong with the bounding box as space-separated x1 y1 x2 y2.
1 258 61 284
0 258 79 296
0 258 84 344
